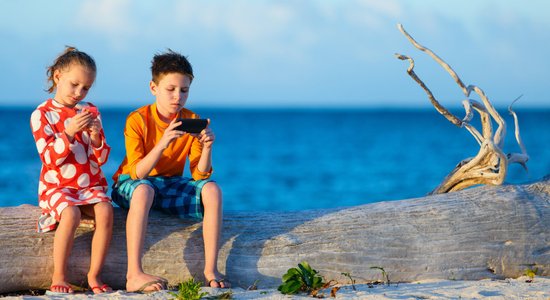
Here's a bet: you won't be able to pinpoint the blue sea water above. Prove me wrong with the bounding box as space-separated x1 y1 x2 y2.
1 107 549 211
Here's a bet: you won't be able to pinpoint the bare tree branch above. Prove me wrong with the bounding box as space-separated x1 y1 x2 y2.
395 23 529 194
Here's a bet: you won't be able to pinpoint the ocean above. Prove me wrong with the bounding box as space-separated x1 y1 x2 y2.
1 106 549 211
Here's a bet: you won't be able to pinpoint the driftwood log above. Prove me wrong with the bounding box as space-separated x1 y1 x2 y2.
395 24 529 194
1 176 549 293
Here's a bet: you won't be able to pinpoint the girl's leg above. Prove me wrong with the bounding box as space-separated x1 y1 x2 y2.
51 206 81 293
80 202 113 293
125 184 165 292
201 182 228 288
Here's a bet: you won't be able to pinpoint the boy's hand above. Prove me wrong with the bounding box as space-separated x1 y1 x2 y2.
65 111 94 141
158 118 185 150
195 119 215 149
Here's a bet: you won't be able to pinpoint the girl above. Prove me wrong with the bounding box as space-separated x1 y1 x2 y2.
30 47 113 294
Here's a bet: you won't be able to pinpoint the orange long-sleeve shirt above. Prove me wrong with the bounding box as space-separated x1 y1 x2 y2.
112 103 212 182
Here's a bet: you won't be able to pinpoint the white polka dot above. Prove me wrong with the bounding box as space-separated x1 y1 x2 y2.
36 138 47 154
44 149 51 165
66 196 78 202
56 158 65 165
77 173 90 187
64 118 72 129
82 131 90 145
54 139 66 154
73 143 87 164
38 181 46 194
51 100 63 108
45 111 60 124
90 160 99 175
57 202 68 213
45 188 56 196
44 170 59 184
31 111 42 132
82 190 94 199
99 149 108 164
60 163 76 179
38 199 48 209
44 124 53 136
50 193 62 206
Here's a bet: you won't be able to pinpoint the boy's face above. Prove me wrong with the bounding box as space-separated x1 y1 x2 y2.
150 72 191 118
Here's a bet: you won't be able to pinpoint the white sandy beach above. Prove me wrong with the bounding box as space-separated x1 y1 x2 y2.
4 277 549 299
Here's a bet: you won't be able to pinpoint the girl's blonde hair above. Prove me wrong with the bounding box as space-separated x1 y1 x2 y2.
46 46 96 93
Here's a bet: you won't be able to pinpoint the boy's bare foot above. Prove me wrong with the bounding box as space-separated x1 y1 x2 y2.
204 272 231 288
88 274 112 294
126 272 167 292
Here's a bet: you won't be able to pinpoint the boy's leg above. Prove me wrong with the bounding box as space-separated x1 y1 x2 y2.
80 202 114 293
51 206 81 293
201 182 229 288
125 184 165 292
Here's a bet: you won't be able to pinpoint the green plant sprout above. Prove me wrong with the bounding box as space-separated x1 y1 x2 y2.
204 290 233 299
370 266 390 286
524 267 538 283
278 261 325 295
170 277 208 300
341 272 357 291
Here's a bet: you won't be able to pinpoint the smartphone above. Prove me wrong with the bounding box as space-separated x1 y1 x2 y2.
82 106 99 118
175 118 208 133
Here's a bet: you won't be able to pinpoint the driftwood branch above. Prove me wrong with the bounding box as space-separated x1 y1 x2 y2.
395 24 529 194
1 177 549 293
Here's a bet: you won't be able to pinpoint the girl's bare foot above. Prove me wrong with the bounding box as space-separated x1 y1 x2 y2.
50 276 73 294
88 274 112 294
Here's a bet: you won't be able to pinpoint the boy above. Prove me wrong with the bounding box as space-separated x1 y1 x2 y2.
112 50 228 292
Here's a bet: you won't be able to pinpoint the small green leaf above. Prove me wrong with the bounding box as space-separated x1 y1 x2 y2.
282 268 301 282
278 280 302 294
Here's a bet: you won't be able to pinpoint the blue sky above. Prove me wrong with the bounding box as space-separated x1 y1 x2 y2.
1 0 549 108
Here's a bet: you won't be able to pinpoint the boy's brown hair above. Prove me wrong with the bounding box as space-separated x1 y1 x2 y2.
151 49 194 84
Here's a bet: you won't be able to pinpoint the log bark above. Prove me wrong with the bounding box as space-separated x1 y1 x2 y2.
1 176 549 293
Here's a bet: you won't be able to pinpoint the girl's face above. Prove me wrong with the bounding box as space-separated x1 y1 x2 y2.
150 72 191 120
53 63 96 108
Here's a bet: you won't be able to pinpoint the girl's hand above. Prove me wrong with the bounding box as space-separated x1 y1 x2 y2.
65 111 93 140
158 118 184 150
195 119 215 149
88 118 103 147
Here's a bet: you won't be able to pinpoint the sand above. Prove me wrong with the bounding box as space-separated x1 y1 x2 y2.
4 276 549 299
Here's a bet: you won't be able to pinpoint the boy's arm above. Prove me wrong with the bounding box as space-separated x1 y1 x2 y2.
189 125 214 180
131 118 185 179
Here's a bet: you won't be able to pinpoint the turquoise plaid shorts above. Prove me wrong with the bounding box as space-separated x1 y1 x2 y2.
112 174 212 220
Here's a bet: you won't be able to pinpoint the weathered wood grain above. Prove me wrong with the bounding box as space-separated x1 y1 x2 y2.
0 177 548 292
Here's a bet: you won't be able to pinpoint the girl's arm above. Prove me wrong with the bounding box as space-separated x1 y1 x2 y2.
31 109 73 167
88 118 111 166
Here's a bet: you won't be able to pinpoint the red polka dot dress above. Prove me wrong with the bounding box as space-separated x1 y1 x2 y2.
30 99 111 232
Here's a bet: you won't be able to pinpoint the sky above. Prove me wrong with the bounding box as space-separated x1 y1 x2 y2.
1 0 549 109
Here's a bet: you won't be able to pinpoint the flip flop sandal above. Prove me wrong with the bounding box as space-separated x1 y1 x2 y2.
129 279 167 293
90 284 113 294
46 284 74 295
206 278 230 288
